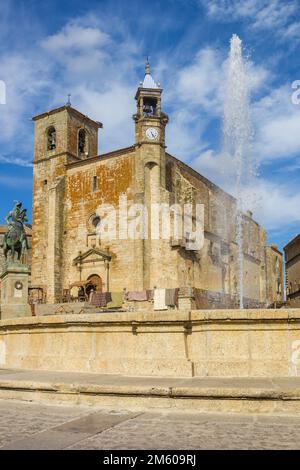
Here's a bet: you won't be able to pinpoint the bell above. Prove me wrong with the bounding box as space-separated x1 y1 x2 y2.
143 104 152 115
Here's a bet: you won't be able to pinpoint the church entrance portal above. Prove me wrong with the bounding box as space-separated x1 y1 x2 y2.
87 274 102 295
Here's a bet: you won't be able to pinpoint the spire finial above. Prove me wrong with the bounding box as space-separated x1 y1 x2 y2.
66 94 71 107
145 56 150 75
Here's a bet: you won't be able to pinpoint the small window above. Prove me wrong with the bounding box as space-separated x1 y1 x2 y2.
92 216 101 229
78 129 86 155
47 126 56 151
93 176 97 192
44 179 48 186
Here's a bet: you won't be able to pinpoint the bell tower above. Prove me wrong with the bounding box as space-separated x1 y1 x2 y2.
133 60 169 195
133 61 170 290
31 103 102 303
134 59 169 151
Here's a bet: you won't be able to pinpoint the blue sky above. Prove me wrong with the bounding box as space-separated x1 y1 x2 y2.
0 0 300 250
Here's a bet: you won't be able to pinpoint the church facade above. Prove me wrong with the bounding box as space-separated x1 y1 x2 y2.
31 63 283 306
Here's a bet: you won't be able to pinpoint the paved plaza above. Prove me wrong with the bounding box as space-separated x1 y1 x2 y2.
0 399 300 450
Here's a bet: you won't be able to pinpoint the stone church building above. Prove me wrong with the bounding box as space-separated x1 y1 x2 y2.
31 62 283 307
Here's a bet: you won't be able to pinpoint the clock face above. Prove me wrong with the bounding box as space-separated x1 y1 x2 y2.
146 127 159 140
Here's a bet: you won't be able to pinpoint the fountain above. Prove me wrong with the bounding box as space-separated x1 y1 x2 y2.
223 34 254 309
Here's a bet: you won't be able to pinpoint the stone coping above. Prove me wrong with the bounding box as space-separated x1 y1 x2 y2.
1 369 300 400
1 308 300 329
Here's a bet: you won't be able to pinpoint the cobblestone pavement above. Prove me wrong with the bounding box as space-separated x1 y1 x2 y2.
1 400 300 450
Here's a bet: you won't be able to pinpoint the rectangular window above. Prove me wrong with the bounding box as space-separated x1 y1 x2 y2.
93 176 97 192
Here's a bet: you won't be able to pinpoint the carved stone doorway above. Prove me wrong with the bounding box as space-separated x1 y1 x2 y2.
87 274 102 295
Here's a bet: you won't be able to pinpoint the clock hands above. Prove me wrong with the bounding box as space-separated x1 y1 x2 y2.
146 128 158 140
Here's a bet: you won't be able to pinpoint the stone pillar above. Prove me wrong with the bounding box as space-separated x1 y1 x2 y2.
0 263 31 319
46 177 64 303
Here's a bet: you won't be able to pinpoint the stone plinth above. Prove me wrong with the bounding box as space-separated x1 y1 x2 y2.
0 263 31 319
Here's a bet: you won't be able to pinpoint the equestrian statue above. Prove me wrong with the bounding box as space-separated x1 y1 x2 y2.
2 201 28 262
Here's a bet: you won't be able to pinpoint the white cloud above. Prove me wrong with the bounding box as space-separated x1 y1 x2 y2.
253 85 300 161
0 14 272 167
190 148 300 231
71 84 136 152
0 16 142 158
41 22 110 53
251 1 296 30
0 54 50 143
40 20 111 75
247 62 270 93
200 0 297 28
165 44 269 160
173 47 223 112
191 150 235 188
163 47 224 159
201 0 298 34
204 0 259 20
182 61 300 168
241 180 300 230
167 109 209 158
283 21 300 39
0 155 32 167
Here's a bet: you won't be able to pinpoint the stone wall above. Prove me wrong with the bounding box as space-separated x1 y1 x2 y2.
284 234 300 307
1 309 300 377
265 245 284 305
64 149 138 293
192 288 264 309
165 154 282 305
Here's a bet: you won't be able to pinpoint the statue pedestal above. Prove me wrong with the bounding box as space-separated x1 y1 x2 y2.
0 263 31 320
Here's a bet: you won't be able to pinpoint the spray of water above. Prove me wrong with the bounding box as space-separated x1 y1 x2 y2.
223 34 253 309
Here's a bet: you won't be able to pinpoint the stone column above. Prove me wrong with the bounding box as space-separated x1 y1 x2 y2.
46 177 64 303
0 263 31 319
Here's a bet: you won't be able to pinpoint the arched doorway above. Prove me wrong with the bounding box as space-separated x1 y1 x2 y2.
87 274 102 296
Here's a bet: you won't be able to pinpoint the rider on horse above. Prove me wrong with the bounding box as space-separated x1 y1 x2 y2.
3 201 28 261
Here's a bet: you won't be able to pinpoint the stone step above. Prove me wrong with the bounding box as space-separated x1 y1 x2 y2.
1 369 300 415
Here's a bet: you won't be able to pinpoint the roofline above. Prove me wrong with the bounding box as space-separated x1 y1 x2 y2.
267 245 283 256
32 105 103 129
284 233 300 251
166 152 235 201
66 145 137 169
166 152 264 229
286 251 300 267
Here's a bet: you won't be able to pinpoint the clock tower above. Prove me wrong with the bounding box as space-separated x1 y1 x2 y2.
133 61 170 290
133 60 169 192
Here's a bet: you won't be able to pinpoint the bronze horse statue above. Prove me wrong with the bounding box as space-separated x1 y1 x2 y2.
2 201 28 262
